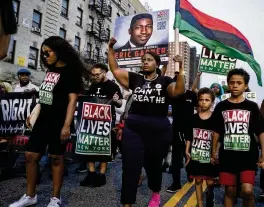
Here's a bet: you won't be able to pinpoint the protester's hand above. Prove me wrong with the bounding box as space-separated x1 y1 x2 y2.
112 126 119 132
61 125 71 143
211 152 219 165
26 116 32 129
185 152 191 166
257 154 264 169
173 55 183 72
113 93 119 103
108 37 117 48
24 89 31 93
197 71 202 77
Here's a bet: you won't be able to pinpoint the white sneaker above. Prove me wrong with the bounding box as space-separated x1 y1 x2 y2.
47 197 62 207
9 194 37 207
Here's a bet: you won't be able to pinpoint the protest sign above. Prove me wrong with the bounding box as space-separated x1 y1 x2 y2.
75 102 112 156
0 92 38 136
221 92 257 103
114 10 169 68
199 47 237 75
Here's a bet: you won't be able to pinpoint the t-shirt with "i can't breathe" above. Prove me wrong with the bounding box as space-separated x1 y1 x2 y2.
212 99 264 173
128 72 173 117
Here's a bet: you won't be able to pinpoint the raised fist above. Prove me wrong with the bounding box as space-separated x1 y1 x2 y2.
173 55 183 64
108 37 117 48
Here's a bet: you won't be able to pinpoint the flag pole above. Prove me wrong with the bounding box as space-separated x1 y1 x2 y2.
174 28 180 72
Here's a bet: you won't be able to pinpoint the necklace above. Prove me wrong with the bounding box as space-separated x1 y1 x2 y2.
144 74 158 81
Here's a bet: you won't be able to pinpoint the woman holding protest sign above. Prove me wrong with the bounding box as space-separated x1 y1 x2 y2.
108 37 185 207
9 36 84 207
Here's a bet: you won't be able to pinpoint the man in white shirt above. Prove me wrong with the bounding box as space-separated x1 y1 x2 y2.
14 68 39 92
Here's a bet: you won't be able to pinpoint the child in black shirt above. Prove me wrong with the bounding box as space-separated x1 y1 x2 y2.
185 88 218 207
211 68 264 207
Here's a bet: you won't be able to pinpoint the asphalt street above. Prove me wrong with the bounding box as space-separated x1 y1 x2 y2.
0 155 264 207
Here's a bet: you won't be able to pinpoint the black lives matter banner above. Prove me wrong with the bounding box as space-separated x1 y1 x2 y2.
0 92 38 136
75 102 112 156
191 128 213 163
199 47 237 75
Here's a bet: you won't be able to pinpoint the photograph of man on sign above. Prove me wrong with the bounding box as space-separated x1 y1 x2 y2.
116 13 153 50
114 10 169 68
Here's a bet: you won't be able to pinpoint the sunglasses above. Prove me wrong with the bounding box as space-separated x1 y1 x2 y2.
42 51 50 58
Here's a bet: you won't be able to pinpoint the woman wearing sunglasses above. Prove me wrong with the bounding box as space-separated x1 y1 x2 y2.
9 36 84 207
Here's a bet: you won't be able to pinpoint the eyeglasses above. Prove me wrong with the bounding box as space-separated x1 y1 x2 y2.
91 72 103 78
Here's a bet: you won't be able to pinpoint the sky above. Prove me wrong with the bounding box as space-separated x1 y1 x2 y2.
140 0 264 105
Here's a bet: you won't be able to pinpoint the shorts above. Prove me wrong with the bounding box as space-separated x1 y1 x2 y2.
188 160 219 180
219 170 255 186
26 117 66 155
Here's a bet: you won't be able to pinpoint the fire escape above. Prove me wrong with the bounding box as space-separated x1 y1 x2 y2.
86 0 111 64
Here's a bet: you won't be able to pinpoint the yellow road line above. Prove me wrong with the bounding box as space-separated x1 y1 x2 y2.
184 181 207 207
163 181 194 207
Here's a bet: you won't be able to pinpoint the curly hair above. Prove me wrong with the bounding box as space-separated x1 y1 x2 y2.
227 68 250 85
198 87 215 102
40 36 86 77
141 51 161 68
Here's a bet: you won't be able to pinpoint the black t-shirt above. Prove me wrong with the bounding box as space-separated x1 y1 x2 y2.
186 114 214 164
38 65 82 124
172 90 197 131
212 99 264 173
85 79 122 121
128 72 173 117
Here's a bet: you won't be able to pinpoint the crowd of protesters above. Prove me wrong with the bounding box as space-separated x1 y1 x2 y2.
0 34 263 207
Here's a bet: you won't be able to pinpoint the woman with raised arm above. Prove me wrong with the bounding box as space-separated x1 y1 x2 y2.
108 37 185 207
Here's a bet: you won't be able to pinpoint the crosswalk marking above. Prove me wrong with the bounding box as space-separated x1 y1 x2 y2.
163 181 194 207
184 181 207 207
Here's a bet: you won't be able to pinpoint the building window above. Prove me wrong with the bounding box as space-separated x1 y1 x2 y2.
74 36 81 51
32 10 42 33
117 13 120 17
87 43 92 52
76 8 83 27
94 47 100 61
13 0 20 23
108 5 112 17
59 28 66 39
86 43 92 58
6 39 16 63
88 16 94 31
61 0 69 18
28 47 38 69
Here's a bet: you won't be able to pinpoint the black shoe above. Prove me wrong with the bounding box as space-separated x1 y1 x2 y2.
92 173 106 187
168 166 173 174
75 163 88 173
80 171 96 186
259 191 264 202
162 163 169 172
166 184 181 193
206 192 214 207
64 167 68 176
187 177 194 182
